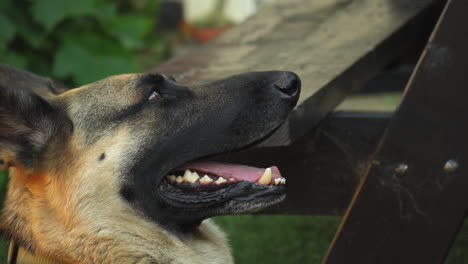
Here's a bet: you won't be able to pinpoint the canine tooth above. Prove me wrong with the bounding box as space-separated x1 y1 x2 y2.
183 171 200 183
200 175 213 184
258 168 272 185
229 178 236 182
215 177 227 184
281 178 286 184
167 175 177 181
183 170 192 178
274 178 282 185
176 176 183 183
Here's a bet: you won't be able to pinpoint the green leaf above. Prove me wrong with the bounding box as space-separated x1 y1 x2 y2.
0 52 28 69
57 30 132 57
53 41 139 86
0 14 16 44
18 27 45 49
107 15 155 49
1 2 47 49
31 0 97 32
95 2 117 25
14 17 46 49
0 0 12 12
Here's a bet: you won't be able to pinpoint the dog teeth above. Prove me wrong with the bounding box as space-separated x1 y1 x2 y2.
167 171 238 186
200 175 214 184
183 170 200 183
274 177 287 185
183 170 192 178
176 176 183 183
215 177 227 185
258 168 272 185
166 175 177 181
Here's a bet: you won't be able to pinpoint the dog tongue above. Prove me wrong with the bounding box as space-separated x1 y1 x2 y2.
177 161 282 183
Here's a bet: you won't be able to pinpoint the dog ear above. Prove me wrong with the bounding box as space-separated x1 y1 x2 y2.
0 84 71 171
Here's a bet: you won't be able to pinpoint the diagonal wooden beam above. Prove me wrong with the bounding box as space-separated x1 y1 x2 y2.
323 0 468 263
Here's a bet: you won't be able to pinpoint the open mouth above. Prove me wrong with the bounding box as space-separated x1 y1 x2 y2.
167 161 286 189
158 160 287 209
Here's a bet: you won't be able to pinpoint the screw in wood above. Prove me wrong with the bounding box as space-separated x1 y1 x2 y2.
443 160 458 173
394 163 408 177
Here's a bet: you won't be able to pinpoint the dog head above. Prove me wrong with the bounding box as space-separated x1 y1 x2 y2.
0 64 300 262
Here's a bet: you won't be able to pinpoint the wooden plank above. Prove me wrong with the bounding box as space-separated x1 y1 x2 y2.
324 0 468 263
152 0 440 146
212 112 390 215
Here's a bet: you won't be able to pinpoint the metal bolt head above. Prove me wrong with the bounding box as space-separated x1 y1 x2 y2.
444 160 458 173
394 163 408 177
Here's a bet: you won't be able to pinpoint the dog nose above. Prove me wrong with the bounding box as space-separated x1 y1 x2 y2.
273 72 301 98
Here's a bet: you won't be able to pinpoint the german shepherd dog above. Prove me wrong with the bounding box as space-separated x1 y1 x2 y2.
0 64 300 263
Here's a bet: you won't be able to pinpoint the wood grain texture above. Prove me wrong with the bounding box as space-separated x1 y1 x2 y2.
151 0 438 146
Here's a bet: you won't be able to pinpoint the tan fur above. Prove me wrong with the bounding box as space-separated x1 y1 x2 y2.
1 74 235 263
2 125 233 263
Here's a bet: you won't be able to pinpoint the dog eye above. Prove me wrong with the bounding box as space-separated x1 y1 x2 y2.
148 90 162 101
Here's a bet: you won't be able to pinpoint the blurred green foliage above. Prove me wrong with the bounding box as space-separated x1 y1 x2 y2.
0 0 164 86
0 172 7 204
0 171 8 263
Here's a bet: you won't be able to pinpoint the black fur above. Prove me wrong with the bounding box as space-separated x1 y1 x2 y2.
123 72 300 230
0 83 71 168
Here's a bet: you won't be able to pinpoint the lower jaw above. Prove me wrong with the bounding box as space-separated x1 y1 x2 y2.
158 180 286 213
225 193 286 214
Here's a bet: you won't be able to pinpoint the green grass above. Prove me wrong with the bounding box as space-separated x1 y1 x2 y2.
214 215 340 264
447 220 468 264
215 215 468 264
